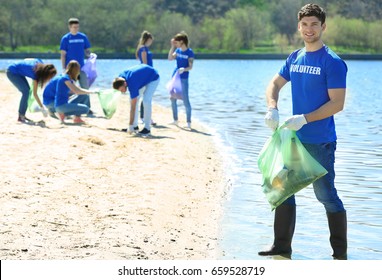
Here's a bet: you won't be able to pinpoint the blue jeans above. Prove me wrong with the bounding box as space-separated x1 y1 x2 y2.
133 78 159 130
66 71 91 109
45 102 55 113
55 95 89 116
282 142 345 213
6 70 30 116
171 78 191 123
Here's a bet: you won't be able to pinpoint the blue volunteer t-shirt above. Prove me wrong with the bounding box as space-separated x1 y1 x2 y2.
54 74 73 107
174 48 194 79
279 45 347 144
43 74 61 105
138 46 153 67
7 58 43 80
60 32 91 67
118 64 159 99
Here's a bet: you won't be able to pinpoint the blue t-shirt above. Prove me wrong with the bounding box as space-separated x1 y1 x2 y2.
60 32 91 67
279 45 347 144
118 64 159 99
138 46 153 67
43 74 61 105
174 48 194 79
7 58 43 80
54 74 73 107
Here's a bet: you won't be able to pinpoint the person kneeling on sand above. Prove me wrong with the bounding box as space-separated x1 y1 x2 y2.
42 74 61 118
112 64 160 135
54 60 95 124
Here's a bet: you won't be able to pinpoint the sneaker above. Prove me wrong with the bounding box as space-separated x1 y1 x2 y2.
187 122 192 129
151 119 157 126
139 128 151 135
122 126 139 133
170 120 178 125
17 115 35 124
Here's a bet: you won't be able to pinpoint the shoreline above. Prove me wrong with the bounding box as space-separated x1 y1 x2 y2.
0 72 229 260
1 52 382 60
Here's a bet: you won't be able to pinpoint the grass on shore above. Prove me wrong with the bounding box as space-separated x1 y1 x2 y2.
1 45 376 55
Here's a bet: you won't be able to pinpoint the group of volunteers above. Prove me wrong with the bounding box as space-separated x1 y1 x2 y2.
6 18 194 134
112 30 194 135
5 3 349 260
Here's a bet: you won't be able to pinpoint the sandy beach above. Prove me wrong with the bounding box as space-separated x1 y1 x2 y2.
0 72 228 260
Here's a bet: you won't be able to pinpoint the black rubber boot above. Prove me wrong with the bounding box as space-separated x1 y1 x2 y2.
258 204 296 257
327 211 347 260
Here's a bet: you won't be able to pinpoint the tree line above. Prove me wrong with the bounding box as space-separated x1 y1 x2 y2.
1 0 382 54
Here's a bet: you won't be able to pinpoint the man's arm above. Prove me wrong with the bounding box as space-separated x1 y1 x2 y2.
129 97 138 126
168 39 176 60
60 50 67 72
85 48 91 59
266 74 288 109
304 88 346 122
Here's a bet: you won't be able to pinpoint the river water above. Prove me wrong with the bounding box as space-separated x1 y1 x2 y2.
1 58 381 260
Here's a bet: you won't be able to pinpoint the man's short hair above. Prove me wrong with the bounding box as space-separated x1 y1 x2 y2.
112 78 125 90
68 18 80 25
298 4 326 24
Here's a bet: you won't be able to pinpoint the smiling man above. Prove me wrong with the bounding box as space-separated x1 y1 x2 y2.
260 3 348 260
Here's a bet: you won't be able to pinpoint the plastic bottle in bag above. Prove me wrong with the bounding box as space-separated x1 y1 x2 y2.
272 166 289 189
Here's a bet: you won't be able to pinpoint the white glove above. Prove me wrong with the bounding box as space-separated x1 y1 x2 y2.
41 107 48 118
264 108 279 131
178 67 185 74
281 114 307 131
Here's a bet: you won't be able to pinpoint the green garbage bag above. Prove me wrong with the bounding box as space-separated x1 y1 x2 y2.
97 89 121 119
27 81 43 112
257 127 328 210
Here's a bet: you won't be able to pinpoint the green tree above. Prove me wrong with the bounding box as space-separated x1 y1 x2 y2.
325 16 370 52
199 7 270 52
199 17 226 51
1 0 41 50
75 0 153 52
0 0 381 54
368 21 382 52
150 11 193 52
237 0 267 9
225 7 270 51
269 0 301 45
154 0 236 23
324 0 382 21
